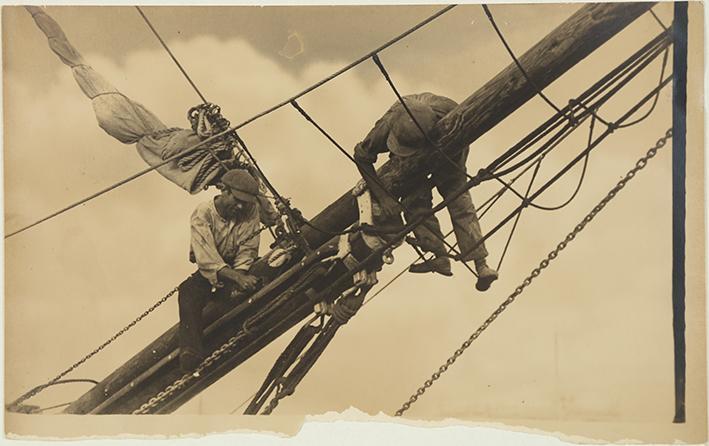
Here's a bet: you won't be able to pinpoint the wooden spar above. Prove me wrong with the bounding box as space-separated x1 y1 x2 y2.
302 1 657 249
63 2 655 414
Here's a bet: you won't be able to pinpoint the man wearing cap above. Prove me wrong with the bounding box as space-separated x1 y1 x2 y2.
353 92 498 292
177 169 263 372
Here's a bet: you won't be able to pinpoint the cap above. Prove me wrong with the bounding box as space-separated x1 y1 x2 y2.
220 169 259 203
386 100 438 158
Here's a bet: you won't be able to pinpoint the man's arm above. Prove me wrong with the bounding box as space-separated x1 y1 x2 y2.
353 109 401 217
190 208 258 292
225 209 261 292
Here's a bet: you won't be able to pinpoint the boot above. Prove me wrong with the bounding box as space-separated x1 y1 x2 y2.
408 256 453 277
474 259 498 291
179 347 205 374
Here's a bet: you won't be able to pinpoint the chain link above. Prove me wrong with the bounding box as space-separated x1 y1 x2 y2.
132 332 248 414
394 128 672 416
9 286 179 409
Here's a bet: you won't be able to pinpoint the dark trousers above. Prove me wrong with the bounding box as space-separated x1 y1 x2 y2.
178 272 233 357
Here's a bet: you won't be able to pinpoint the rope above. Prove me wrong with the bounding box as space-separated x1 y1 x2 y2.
289 99 478 277
616 47 670 129
362 136 563 309
371 53 475 182
491 35 671 178
495 113 595 212
495 158 542 271
488 29 670 175
528 113 595 211
302 72 672 315
132 44 673 415
8 288 177 408
454 74 671 261
481 4 573 123
135 6 207 103
7 6 456 240
650 8 669 32
394 127 672 416
135 6 230 174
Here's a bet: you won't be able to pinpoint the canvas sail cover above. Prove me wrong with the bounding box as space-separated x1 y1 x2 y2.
26 6 226 194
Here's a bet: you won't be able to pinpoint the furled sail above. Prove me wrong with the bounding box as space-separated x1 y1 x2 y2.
26 6 229 194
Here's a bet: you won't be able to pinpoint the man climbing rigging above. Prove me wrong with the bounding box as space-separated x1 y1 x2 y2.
353 92 498 291
178 169 263 373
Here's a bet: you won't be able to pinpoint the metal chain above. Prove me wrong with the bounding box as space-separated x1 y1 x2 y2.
133 249 314 414
132 332 248 414
130 226 276 414
9 287 179 408
395 128 672 416
11 224 267 411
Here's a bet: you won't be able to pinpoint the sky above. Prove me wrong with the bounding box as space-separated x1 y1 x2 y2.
2 3 706 442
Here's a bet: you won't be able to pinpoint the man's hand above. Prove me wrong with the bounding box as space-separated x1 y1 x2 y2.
217 267 260 294
232 270 260 292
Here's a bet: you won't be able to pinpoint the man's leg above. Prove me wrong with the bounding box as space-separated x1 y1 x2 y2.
402 180 452 276
178 272 213 372
433 148 498 291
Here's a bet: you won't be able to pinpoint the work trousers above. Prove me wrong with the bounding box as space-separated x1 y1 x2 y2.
397 145 488 262
178 271 234 358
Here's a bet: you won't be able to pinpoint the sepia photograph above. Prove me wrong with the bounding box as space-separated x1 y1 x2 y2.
2 2 706 442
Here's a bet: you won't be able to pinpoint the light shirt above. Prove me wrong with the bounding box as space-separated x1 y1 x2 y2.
189 198 260 286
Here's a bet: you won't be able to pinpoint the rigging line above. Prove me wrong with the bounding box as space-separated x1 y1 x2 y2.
495 157 543 272
493 44 672 179
650 8 669 32
492 34 671 176
494 112 595 212
616 47 670 129
135 6 207 103
230 391 260 414
230 5 456 131
530 113 596 211
455 74 672 261
8 287 179 408
234 133 357 240
481 4 572 122
35 402 73 413
395 127 673 416
371 53 491 194
363 136 568 309
6 26 668 243
488 30 671 174
320 74 673 291
289 99 478 277
134 7 231 173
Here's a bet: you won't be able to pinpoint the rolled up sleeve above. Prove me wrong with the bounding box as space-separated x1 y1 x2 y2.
190 210 228 286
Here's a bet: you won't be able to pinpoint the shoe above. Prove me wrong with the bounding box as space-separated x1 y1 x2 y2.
408 257 453 277
475 264 499 291
179 348 205 374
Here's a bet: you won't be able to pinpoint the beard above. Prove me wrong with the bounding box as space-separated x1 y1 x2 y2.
228 204 254 223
